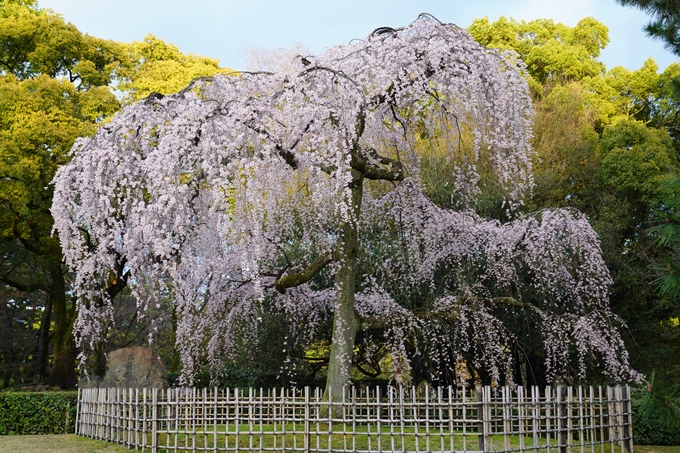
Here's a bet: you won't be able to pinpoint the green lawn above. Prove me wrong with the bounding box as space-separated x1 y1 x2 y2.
0 434 129 453
99 422 651 452
0 433 676 452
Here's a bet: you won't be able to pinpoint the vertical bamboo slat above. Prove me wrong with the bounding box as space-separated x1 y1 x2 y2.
531 386 539 453
568 386 574 452
502 385 511 452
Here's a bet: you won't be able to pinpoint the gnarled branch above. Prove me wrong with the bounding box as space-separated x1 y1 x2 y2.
274 253 332 294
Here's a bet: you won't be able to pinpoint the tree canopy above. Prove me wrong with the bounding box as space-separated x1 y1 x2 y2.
118 34 232 101
468 16 609 94
52 14 638 392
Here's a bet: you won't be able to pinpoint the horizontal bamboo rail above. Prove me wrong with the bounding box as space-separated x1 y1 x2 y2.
76 385 633 453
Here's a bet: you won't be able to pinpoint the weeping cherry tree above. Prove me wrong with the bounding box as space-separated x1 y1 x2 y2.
52 15 639 393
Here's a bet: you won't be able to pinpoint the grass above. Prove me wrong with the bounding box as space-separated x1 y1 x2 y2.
634 448 680 453
0 434 130 453
100 422 667 452
0 433 676 452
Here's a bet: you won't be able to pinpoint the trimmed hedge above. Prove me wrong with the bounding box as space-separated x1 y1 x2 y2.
633 406 680 446
0 391 77 435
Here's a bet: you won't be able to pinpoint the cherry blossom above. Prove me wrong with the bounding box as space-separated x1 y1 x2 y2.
52 14 638 390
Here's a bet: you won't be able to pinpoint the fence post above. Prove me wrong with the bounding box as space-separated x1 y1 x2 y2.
151 388 158 453
531 386 539 453
607 386 615 449
502 386 511 452
622 385 633 453
567 386 573 453
304 386 310 453
557 386 567 453
476 384 485 452
476 385 492 452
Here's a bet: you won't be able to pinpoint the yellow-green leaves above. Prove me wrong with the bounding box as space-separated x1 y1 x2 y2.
468 16 608 90
599 118 676 202
118 34 234 101
0 1 123 87
0 73 119 241
579 58 680 133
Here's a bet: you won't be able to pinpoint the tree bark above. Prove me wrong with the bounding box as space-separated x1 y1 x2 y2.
324 169 363 401
44 264 77 388
38 293 52 381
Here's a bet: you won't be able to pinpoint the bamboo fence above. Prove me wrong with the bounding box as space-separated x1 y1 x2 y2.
76 385 633 453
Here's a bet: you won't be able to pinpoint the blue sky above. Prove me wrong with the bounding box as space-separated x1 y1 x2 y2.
39 0 677 72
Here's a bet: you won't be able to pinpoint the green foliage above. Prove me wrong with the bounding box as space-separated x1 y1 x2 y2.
599 118 677 203
632 372 680 445
0 391 77 434
649 175 680 307
468 16 608 92
169 364 258 389
583 59 680 133
118 34 232 101
529 82 600 211
0 74 119 241
654 251 680 300
0 0 122 86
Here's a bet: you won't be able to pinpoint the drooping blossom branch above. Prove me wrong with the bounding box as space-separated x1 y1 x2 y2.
52 14 638 387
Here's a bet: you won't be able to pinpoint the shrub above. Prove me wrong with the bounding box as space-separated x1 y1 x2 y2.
633 408 680 445
168 363 259 389
0 391 77 435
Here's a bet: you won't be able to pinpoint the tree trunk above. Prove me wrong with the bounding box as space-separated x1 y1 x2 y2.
324 169 363 401
44 264 77 389
93 342 106 378
38 293 52 381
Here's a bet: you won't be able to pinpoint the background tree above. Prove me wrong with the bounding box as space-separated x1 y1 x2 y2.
53 15 637 396
118 34 233 101
0 0 123 387
0 283 43 387
468 16 609 95
0 0 229 388
242 43 313 75
616 0 680 56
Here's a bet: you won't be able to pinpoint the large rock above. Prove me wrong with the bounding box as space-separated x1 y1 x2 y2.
78 375 102 389
99 346 168 389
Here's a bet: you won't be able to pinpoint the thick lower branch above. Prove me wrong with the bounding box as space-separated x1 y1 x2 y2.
0 274 45 293
358 296 532 329
350 151 404 181
274 254 332 294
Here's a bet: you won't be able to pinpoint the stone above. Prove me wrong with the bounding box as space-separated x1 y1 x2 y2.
99 346 168 389
77 375 102 389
